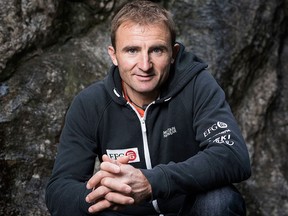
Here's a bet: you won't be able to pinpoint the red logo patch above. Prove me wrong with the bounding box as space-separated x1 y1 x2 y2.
126 150 137 161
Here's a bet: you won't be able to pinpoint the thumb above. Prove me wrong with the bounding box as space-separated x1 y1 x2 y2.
117 155 130 164
102 154 129 164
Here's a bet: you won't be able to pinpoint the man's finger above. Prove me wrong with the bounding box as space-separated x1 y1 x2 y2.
88 199 113 213
102 154 113 162
117 155 130 164
102 154 129 165
86 170 111 190
86 185 111 203
105 191 134 205
101 177 132 194
100 161 120 174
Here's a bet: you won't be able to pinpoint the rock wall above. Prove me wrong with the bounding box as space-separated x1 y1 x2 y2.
0 0 287 215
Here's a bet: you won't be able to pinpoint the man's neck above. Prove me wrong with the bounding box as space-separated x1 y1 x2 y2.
122 83 159 108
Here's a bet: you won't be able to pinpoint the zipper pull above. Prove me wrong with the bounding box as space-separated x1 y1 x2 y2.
140 118 146 132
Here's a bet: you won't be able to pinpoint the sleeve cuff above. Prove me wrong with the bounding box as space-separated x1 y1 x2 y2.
140 165 170 199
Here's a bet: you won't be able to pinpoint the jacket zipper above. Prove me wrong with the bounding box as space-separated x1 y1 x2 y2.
127 102 152 169
127 102 163 215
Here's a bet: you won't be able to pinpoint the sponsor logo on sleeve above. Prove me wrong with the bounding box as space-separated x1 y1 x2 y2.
203 122 234 146
106 148 140 163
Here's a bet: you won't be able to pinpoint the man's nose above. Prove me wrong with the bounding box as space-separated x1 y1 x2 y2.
138 53 152 71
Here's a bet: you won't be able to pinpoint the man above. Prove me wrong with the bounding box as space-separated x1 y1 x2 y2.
45 1 251 215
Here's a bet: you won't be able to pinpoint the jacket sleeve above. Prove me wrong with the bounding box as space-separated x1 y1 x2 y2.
142 70 251 199
45 92 97 216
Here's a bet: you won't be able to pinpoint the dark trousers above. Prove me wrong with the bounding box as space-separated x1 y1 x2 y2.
97 185 246 216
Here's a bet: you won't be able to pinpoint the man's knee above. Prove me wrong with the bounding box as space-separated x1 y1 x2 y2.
179 185 246 216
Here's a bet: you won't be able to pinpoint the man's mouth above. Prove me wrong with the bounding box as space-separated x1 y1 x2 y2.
135 74 154 81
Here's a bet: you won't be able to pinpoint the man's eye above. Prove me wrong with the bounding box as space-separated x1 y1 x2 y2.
127 49 137 54
153 48 163 54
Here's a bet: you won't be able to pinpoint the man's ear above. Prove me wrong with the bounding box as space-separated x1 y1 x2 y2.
108 46 118 66
171 43 180 64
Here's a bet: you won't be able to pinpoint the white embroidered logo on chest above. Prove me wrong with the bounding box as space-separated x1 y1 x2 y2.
163 126 177 138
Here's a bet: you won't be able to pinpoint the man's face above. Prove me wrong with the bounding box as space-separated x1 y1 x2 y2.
108 21 179 100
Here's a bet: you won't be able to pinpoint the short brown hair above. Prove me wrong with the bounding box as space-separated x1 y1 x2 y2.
110 0 176 49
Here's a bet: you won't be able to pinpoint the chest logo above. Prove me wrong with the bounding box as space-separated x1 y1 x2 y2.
106 148 140 163
163 126 177 138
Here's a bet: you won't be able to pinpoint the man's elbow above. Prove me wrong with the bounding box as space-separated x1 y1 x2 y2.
235 155 252 182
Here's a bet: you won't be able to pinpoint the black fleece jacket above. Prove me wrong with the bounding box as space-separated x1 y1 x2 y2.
45 43 251 215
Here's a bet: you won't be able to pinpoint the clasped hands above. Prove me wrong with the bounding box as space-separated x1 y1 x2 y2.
85 154 152 213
